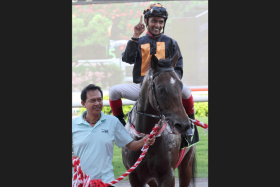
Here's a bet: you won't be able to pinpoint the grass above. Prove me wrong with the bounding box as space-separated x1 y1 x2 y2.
112 117 208 179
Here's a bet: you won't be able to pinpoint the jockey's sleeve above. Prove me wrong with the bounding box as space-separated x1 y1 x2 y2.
174 68 182 80
172 40 183 79
122 40 139 64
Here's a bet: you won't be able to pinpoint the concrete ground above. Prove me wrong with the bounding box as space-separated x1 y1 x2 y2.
72 178 208 187
114 178 208 187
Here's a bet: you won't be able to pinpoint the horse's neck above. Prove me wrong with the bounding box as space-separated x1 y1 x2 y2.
135 72 161 134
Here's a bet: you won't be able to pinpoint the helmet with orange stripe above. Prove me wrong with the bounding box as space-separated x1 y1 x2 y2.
143 3 168 34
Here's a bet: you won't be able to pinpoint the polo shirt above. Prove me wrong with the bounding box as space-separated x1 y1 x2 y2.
72 111 133 184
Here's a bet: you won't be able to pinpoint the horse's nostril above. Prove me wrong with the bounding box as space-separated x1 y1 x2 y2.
175 122 190 133
175 123 183 130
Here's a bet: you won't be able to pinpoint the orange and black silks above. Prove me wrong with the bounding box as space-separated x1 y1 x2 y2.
122 33 183 84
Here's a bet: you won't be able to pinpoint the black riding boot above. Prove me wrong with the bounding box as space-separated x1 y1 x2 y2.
116 113 126 126
182 113 195 146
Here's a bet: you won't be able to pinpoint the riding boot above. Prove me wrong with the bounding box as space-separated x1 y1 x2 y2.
181 113 195 146
182 96 195 146
116 113 126 126
185 113 195 143
109 98 126 126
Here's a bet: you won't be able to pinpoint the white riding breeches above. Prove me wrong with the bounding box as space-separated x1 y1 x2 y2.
109 83 192 101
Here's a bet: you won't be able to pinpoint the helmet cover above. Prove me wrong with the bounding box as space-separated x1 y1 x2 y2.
143 3 168 20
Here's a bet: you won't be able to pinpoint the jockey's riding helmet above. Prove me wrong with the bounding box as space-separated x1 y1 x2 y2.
143 3 168 34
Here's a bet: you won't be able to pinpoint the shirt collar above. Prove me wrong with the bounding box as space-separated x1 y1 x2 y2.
76 111 106 126
146 30 161 39
100 111 106 122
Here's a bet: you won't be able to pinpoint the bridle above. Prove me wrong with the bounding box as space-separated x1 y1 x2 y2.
134 67 194 135
135 68 174 119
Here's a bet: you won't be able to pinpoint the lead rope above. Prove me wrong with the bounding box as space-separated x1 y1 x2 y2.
190 118 208 136
72 118 209 186
72 119 163 187
175 118 209 168
105 121 161 186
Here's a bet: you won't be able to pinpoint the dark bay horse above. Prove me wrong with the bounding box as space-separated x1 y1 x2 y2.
122 52 196 187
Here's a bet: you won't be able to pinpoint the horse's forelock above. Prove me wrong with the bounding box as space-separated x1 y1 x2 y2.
157 59 173 69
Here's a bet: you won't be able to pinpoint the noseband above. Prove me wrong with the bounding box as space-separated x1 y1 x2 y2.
136 68 174 119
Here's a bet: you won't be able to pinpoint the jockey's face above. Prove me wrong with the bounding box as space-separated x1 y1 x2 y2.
145 16 165 35
81 89 103 117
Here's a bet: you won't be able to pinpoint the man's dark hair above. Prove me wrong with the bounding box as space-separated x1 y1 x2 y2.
81 84 103 102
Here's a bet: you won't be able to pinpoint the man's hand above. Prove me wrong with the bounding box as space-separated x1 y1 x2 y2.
126 135 156 151
133 15 145 38
144 135 156 146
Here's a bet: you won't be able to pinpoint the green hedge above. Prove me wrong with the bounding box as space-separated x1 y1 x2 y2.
194 102 208 117
78 95 208 118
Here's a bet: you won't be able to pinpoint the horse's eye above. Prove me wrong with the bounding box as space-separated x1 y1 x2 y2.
157 86 166 95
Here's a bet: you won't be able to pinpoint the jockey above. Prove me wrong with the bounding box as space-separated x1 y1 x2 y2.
109 3 195 140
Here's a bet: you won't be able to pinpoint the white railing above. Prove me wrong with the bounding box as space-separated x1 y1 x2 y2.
72 96 208 108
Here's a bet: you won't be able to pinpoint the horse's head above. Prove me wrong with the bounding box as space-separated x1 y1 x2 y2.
142 51 191 134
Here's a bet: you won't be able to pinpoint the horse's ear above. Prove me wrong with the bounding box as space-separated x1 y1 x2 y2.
150 54 159 72
171 50 179 67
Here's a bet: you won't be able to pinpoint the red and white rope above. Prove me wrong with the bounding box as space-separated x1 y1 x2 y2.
72 158 91 187
72 118 208 186
174 118 209 167
105 123 160 186
175 147 187 168
190 118 208 136
72 121 162 187
131 118 208 138
129 121 167 138
190 119 208 129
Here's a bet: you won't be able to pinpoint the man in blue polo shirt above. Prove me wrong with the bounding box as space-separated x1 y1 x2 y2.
72 84 155 186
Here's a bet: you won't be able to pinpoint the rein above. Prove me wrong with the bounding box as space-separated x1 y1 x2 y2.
135 101 160 119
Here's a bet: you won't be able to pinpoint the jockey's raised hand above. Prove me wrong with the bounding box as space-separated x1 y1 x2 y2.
133 15 145 38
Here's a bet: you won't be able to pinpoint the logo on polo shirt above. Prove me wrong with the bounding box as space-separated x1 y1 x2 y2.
101 129 108 133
